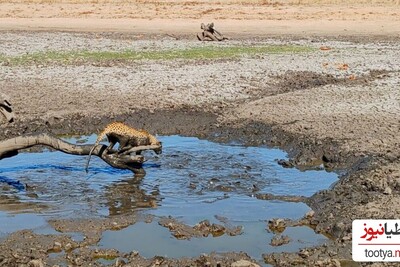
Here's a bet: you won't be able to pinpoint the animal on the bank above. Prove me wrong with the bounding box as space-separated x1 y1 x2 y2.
85 122 162 172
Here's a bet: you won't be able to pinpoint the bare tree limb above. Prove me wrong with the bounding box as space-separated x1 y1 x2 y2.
0 133 160 174
197 22 228 42
0 93 14 123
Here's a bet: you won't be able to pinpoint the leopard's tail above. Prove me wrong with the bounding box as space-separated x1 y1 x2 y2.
85 131 107 173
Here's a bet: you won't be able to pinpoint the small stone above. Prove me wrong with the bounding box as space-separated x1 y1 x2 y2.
270 235 290 246
305 210 315 218
320 46 332 51
74 257 83 266
11 252 20 259
153 256 164 265
28 259 44 267
298 249 310 258
332 222 347 237
115 258 126 267
131 251 139 257
53 242 62 252
384 187 392 195
268 218 286 233
342 233 352 241
64 243 73 251
277 159 294 168
210 223 225 236
231 259 260 267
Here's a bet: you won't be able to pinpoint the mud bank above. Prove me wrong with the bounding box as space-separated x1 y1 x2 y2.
1 107 397 266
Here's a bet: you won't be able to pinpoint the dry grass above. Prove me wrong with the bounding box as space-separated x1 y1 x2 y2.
0 0 398 5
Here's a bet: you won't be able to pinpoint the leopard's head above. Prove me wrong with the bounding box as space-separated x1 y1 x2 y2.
153 141 162 155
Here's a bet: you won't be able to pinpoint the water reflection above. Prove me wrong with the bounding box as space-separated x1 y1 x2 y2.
0 135 337 229
0 135 338 264
0 175 25 191
0 194 48 213
104 176 159 216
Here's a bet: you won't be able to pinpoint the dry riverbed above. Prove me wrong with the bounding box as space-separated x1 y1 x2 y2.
0 30 399 266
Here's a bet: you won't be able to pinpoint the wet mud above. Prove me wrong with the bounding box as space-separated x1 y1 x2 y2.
0 109 367 266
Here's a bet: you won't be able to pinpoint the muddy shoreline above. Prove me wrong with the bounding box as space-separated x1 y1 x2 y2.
0 107 388 266
0 30 399 266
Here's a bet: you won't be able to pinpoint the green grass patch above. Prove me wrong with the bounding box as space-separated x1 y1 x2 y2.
0 45 314 65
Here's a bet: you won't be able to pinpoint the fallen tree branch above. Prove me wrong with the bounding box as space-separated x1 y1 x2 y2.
197 22 228 42
0 93 14 123
0 133 160 174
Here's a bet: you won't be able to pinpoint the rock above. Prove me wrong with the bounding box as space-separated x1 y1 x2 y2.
384 186 392 195
322 154 332 163
320 46 332 51
231 259 260 267
64 243 73 251
316 259 341 267
53 242 62 252
131 251 139 257
115 258 126 266
305 210 315 218
270 235 290 246
332 222 347 237
210 223 225 237
277 159 294 168
298 249 310 258
342 233 352 241
194 220 211 232
268 218 287 233
28 259 44 267
74 256 83 266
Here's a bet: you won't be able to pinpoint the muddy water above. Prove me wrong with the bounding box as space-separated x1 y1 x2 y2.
0 135 337 262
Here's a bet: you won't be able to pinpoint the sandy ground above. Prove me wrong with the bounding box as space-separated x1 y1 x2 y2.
0 1 400 266
0 2 400 36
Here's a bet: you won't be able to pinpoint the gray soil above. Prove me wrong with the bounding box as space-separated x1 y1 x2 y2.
0 31 399 266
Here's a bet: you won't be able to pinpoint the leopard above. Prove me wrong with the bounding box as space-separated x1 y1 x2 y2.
85 122 162 172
